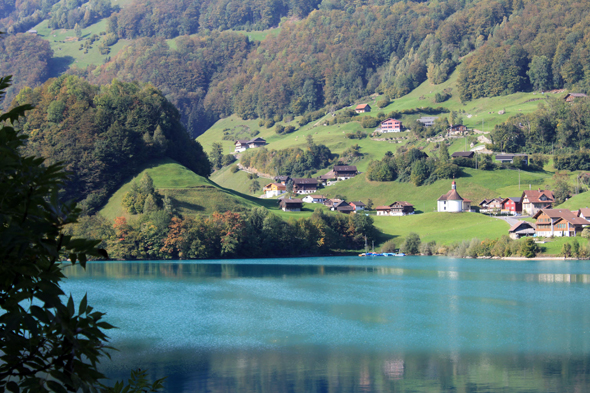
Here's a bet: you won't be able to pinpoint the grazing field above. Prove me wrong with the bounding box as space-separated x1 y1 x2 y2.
32 18 129 71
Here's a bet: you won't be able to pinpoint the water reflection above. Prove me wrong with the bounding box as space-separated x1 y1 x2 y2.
61 259 590 392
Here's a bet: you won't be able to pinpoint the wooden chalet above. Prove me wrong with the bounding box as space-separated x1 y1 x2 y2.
318 170 336 185
234 137 267 152
355 104 371 113
501 197 522 215
521 190 554 215
279 198 303 212
274 175 291 185
479 198 503 213
451 151 474 159
508 221 536 239
331 201 355 214
380 118 403 132
533 209 589 237
292 178 319 194
565 93 588 102
376 201 414 216
323 198 342 208
263 183 286 198
333 165 358 180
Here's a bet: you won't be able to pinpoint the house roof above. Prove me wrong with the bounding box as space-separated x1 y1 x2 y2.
307 195 325 199
263 183 286 190
496 153 528 160
391 201 413 207
333 165 357 172
438 189 463 201
509 221 536 233
382 118 401 123
533 209 590 225
376 206 392 210
337 206 355 212
355 104 370 110
566 93 588 98
448 124 466 130
280 198 303 206
351 201 366 206
503 197 522 203
451 151 474 158
292 178 319 185
319 170 335 180
248 137 266 143
235 139 249 145
333 201 350 208
523 190 554 203
577 208 590 217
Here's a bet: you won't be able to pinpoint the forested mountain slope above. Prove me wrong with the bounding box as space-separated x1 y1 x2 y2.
13 75 210 213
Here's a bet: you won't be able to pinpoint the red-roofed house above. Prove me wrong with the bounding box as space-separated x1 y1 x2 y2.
521 190 554 215
501 197 522 215
380 118 403 133
355 104 371 113
533 209 590 237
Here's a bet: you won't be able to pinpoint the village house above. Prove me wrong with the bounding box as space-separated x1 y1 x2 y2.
274 175 291 185
564 93 588 102
451 151 474 159
479 198 503 214
501 197 523 215
508 221 536 239
331 201 355 214
379 118 403 132
375 202 414 216
576 208 590 220
437 181 471 212
533 209 589 237
302 195 327 204
318 170 336 186
349 201 366 211
279 198 303 212
417 116 438 127
355 104 371 113
292 178 319 194
495 153 528 165
333 165 358 180
323 198 342 208
447 124 468 136
262 183 286 198
234 137 267 153
521 190 554 215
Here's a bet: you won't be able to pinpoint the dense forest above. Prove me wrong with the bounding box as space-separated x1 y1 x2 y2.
13 75 210 213
0 34 52 109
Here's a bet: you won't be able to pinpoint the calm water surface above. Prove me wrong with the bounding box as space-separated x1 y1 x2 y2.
62 256 590 392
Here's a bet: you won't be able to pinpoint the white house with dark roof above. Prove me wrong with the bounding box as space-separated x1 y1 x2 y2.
437 181 470 212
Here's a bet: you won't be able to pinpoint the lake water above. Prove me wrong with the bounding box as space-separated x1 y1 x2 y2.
62 256 590 392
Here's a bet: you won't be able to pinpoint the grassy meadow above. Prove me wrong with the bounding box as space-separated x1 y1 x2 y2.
32 18 129 71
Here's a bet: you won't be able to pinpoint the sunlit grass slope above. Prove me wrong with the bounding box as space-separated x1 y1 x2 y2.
33 18 129 71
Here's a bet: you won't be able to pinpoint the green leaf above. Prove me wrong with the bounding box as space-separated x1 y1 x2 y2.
6 381 19 392
79 294 88 315
67 295 75 316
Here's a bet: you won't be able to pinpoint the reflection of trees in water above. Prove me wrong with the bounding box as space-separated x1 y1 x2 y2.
103 350 590 392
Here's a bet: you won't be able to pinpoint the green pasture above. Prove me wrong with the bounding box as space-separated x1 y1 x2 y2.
233 27 282 41
373 212 510 247
33 18 129 71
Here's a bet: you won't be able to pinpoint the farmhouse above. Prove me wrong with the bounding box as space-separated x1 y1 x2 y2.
508 221 536 239
437 181 471 212
323 198 342 208
302 195 327 204
355 104 371 113
451 151 474 159
495 153 528 165
331 201 355 214
564 93 588 102
234 137 267 153
479 198 503 213
333 165 358 180
380 118 403 132
521 190 554 215
274 175 291 184
576 208 590 220
279 198 303 212
349 201 366 211
262 183 286 198
292 178 319 194
501 197 523 215
375 201 414 216
533 209 589 237
318 170 336 185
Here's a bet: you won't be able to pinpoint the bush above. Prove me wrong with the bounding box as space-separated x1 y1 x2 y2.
230 165 239 173
376 97 390 108
434 92 451 103
361 116 380 129
265 119 275 128
401 233 421 255
380 239 397 253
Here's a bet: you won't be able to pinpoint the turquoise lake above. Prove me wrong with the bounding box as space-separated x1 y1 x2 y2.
62 256 590 392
